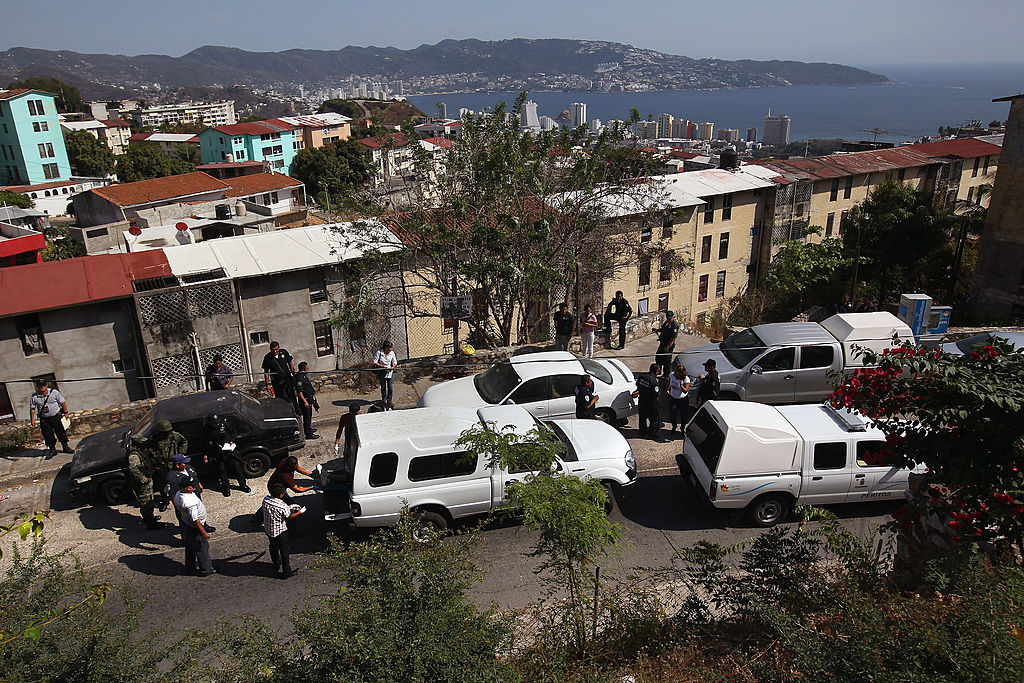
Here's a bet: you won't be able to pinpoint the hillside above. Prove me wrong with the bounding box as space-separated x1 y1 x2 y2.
0 39 888 94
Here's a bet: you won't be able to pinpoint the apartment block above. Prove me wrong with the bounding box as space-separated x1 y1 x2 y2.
132 100 236 128
0 89 72 185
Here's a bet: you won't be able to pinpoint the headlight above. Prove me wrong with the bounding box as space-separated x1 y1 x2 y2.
624 449 635 470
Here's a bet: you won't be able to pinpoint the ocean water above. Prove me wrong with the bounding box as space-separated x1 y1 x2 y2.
408 62 1023 144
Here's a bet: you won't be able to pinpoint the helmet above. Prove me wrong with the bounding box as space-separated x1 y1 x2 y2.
461 344 476 355
155 419 173 433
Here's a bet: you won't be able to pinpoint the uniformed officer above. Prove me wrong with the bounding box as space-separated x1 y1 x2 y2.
633 363 661 440
150 419 188 508
205 414 250 497
294 361 320 440
127 434 164 530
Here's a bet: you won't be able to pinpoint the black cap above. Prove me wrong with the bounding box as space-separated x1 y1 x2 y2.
34 378 48 388
703 359 717 368
179 477 197 490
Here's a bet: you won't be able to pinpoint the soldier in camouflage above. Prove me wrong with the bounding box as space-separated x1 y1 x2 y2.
150 419 188 509
127 434 164 530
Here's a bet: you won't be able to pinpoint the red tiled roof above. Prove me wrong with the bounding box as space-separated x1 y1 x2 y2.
128 133 149 142
2 179 81 193
196 161 265 170
357 132 410 150
211 121 295 136
0 89 33 100
224 172 304 198
0 251 172 318
100 118 131 128
908 137 1001 159
89 172 229 207
668 150 699 159
422 137 454 149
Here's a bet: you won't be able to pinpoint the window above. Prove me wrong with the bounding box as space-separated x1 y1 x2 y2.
1 146 6 160
698 274 709 302
236 150 245 160
314 319 333 357
369 452 399 487
983 156 990 175
700 235 712 263
658 293 669 311
813 442 847 470
42 163 59 179
839 210 848 236
703 197 714 223
638 255 651 287
27 100 38 115
825 212 835 237
800 346 835 369
897 168 906 182
967 187 974 203
721 194 733 220
17 314 47 356
637 297 649 314
112 358 137 374
659 253 672 282
409 451 478 482
38 143 51 158
640 219 652 243
32 122 42 132
250 330 270 345
972 157 980 178
662 213 673 239
843 176 853 199
718 232 729 259
86 227 108 238
308 271 328 303
829 178 840 201
233 136 243 144
758 347 794 371
272 160 284 169
511 377 549 404
856 440 888 467
715 270 726 298
551 374 579 398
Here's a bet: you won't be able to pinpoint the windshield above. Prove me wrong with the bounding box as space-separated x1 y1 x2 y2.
474 361 521 404
238 393 264 422
580 359 614 386
686 407 726 473
720 328 765 368
955 334 994 355
546 422 578 462
131 409 155 438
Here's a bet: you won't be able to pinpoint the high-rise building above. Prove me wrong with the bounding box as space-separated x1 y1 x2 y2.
699 122 715 141
657 113 674 138
671 119 690 139
522 100 540 131
746 127 758 142
590 119 602 132
539 116 557 131
0 88 72 185
763 112 791 146
720 128 739 143
571 102 587 128
437 102 448 119
635 120 658 139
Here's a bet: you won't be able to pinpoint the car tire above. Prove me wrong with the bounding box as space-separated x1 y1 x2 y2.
411 509 448 542
602 482 617 514
594 408 617 424
98 477 129 505
241 450 272 478
748 494 790 527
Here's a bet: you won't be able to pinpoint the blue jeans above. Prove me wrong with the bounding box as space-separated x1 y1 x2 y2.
182 523 213 574
379 374 394 403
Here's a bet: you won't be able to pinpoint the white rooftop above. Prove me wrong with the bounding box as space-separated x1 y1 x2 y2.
143 133 198 143
61 120 107 131
160 220 402 279
277 112 352 127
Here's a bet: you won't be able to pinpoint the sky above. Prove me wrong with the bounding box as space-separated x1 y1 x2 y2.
1 0 1022 65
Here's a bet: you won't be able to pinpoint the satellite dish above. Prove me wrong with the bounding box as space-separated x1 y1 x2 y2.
128 225 142 236
175 221 189 232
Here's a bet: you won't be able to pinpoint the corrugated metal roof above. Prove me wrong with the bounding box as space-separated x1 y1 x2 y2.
212 121 295 136
274 112 351 127
222 172 304 198
908 137 1001 159
0 251 171 317
161 221 402 280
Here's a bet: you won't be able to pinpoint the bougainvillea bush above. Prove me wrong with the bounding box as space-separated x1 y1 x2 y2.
829 338 1024 560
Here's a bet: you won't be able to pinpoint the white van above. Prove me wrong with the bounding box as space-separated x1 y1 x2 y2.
677 401 916 526
321 405 637 537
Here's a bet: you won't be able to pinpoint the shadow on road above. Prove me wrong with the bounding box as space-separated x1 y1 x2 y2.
78 504 184 550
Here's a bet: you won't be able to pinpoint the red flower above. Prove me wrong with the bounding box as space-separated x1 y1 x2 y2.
948 520 961 530
951 535 961 543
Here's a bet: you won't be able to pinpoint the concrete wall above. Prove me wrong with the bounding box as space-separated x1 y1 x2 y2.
0 299 148 420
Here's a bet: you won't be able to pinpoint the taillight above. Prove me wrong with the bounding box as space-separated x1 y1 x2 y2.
351 501 362 517
709 480 717 501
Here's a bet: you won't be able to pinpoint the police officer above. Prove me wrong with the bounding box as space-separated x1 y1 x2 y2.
127 435 164 530
294 362 320 440
205 414 250 497
262 341 297 413
604 291 633 350
655 311 680 377
574 375 599 419
633 363 661 440
28 378 72 458
150 419 187 509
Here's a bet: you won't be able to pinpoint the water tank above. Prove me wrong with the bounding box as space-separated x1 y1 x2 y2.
719 146 739 170
234 200 246 216
215 204 231 220
225 153 234 163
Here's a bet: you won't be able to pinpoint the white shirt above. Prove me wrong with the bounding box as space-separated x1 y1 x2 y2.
669 373 691 399
174 490 207 526
374 349 398 378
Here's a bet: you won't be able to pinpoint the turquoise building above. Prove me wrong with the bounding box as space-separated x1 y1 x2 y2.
0 89 72 186
199 121 298 174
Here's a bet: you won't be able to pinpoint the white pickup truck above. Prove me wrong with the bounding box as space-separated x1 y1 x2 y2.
678 312 914 403
677 400 917 526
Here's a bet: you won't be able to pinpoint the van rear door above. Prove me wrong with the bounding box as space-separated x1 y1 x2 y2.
801 441 853 504
682 406 726 493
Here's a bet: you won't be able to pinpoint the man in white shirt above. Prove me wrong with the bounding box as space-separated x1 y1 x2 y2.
173 478 215 576
262 481 302 578
373 340 398 404
29 378 72 458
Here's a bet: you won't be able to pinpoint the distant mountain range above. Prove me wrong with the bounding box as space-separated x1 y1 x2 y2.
0 39 888 97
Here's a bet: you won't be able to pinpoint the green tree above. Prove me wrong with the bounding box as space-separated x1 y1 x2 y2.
290 138 372 208
115 142 176 182
318 98 365 119
843 180 954 306
170 143 201 170
63 130 116 177
41 228 85 262
6 78 85 113
0 190 33 209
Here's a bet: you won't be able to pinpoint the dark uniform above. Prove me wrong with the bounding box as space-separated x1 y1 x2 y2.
127 436 163 530
574 378 597 419
150 420 187 507
655 313 680 377
205 415 249 496
262 347 297 413
697 365 721 406
635 367 661 439
605 296 633 350
295 370 318 439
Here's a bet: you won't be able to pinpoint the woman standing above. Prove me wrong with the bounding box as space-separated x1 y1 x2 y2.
668 364 691 433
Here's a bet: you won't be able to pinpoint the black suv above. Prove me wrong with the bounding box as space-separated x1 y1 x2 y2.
69 391 304 504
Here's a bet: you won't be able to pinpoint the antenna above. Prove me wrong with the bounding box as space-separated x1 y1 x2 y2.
859 128 889 143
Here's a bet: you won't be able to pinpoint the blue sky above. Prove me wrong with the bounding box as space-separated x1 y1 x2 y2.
1 0 1021 65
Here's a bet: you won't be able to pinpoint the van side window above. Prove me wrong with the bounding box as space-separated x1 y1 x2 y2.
813 442 847 470
856 440 889 467
758 347 795 372
369 452 399 487
510 377 549 404
800 345 835 369
409 451 478 482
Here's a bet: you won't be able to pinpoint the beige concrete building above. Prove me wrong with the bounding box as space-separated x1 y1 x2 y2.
272 112 352 151
61 118 132 156
131 100 236 128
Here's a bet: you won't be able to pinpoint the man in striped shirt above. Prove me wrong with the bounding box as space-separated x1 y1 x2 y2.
262 481 302 578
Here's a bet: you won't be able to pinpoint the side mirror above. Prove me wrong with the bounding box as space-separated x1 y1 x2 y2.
504 398 516 405
750 365 763 375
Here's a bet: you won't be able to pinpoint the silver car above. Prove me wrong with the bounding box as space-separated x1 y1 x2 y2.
940 331 1024 356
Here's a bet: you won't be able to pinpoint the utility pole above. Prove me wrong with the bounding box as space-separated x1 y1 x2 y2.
451 276 459 354
320 181 332 224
